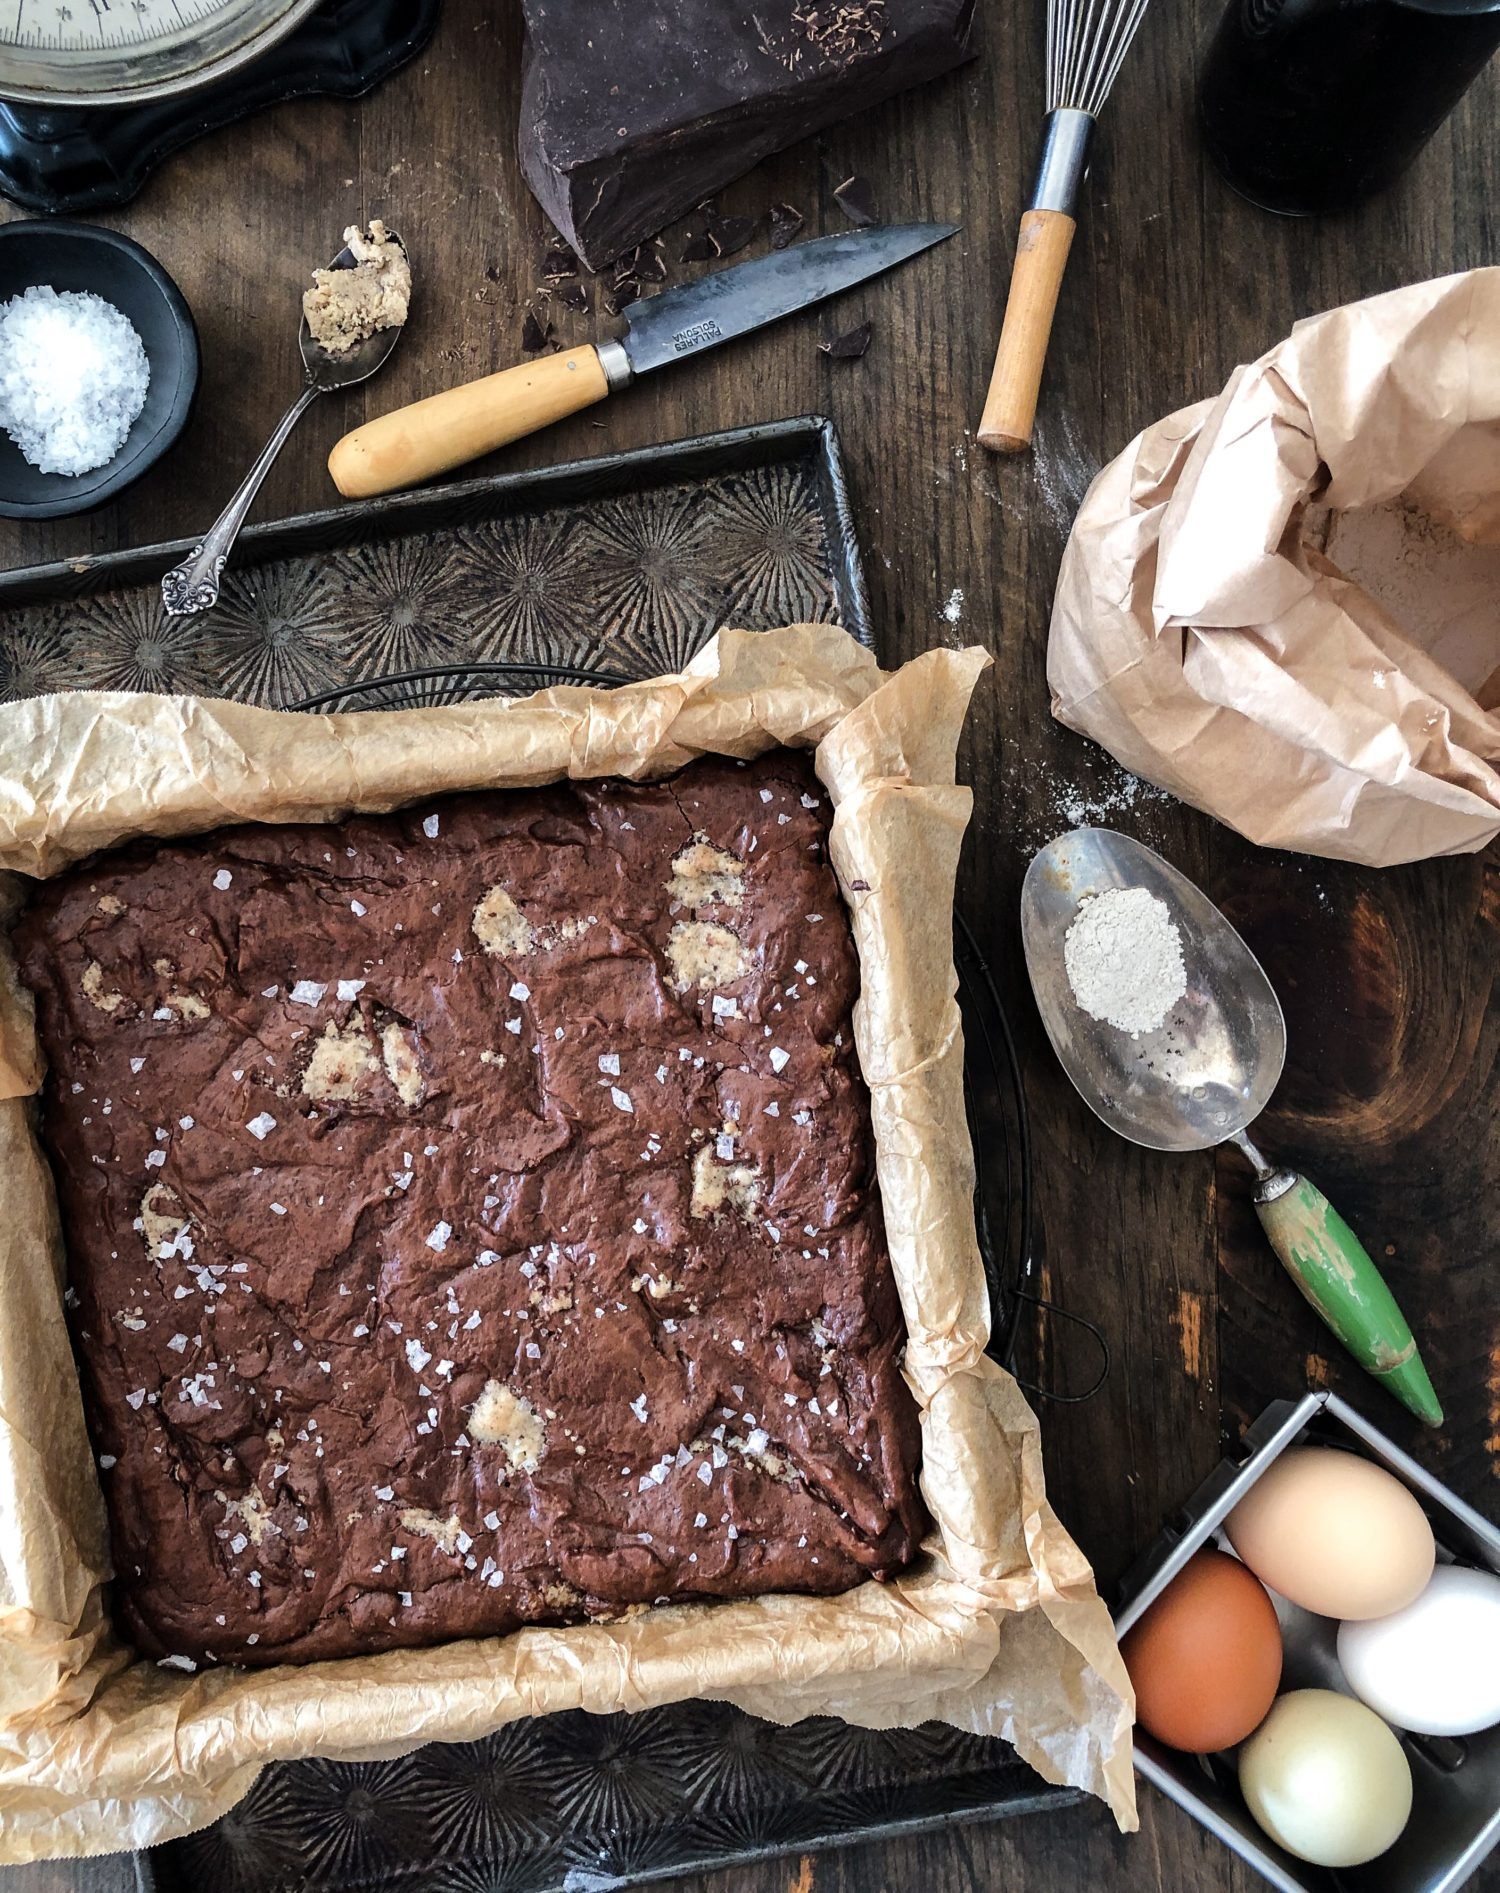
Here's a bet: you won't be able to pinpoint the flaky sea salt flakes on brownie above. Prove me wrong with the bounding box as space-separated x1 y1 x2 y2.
17 751 924 1668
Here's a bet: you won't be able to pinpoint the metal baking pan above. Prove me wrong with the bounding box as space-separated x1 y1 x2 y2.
138 663 1056 1892
0 414 869 704
1115 1392 1500 1893
0 419 1072 1887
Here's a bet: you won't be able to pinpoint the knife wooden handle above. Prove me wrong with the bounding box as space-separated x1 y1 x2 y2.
328 345 611 498
977 208 1076 455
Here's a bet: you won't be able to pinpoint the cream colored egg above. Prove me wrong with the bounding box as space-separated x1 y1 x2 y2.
1225 1447 1435 1620
1240 1689 1413 1868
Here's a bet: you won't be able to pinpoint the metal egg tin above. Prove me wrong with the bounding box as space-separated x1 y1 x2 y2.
1114 1392 1500 1893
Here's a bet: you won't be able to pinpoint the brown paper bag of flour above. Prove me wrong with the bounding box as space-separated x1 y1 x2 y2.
1049 270 1500 865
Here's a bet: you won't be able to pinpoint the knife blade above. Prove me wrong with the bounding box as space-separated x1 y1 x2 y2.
328 223 957 500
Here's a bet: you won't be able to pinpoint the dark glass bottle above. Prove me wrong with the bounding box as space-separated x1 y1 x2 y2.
1199 0 1500 216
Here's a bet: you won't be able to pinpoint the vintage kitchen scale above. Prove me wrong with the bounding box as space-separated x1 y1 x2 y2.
0 0 440 213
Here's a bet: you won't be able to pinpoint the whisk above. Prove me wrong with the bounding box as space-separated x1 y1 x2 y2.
977 0 1152 454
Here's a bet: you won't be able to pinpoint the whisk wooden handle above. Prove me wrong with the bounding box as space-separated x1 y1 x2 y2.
977 208 1077 454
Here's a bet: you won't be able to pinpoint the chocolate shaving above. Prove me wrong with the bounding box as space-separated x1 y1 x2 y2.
820 319 873 360
542 245 579 281
521 310 557 353
833 174 878 227
603 280 640 316
769 203 805 250
711 214 757 258
794 0 889 64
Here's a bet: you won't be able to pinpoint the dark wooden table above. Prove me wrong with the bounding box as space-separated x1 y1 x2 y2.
2 0 1497 1887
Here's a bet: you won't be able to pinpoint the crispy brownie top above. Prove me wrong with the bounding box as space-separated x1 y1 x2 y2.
15 751 923 1669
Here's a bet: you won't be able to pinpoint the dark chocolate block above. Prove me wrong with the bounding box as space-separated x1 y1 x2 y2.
16 753 924 1670
518 0 976 269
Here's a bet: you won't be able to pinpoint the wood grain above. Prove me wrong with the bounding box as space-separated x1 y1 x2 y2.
1 0 1497 1884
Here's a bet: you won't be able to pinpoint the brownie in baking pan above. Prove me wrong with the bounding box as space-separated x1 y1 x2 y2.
15 751 924 1669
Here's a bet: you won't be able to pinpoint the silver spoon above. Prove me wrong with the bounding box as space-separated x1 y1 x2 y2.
1020 826 1441 1425
161 230 408 617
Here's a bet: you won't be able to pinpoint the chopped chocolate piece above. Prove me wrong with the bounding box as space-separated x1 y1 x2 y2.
769 202 806 249
833 173 878 226
520 309 556 353
680 228 719 264
542 245 579 280
558 281 590 312
634 247 669 284
820 319 874 358
16 753 924 1668
710 213 757 258
518 0 976 269
602 280 641 316
484 263 501 283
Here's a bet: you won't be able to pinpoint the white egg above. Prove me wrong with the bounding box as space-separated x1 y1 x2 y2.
1338 1564 1500 1737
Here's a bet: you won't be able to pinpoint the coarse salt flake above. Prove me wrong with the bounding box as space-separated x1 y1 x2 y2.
423 813 440 838
0 287 150 475
425 1221 452 1252
289 980 327 1006
246 1112 277 1140
213 868 233 890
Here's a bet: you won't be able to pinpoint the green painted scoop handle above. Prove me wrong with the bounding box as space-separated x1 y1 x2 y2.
1255 1171 1443 1427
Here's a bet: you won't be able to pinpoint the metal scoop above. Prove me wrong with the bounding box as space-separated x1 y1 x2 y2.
161 229 409 616
1021 827 1441 1426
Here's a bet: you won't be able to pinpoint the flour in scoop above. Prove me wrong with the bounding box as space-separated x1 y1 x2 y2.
1064 887 1186 1036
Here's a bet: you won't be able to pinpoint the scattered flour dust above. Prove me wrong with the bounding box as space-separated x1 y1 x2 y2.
1064 887 1186 1037
941 588 965 625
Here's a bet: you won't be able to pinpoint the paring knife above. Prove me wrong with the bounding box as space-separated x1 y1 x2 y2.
327 223 957 499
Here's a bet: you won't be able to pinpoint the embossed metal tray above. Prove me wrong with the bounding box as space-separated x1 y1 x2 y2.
0 415 868 704
0 417 1074 1888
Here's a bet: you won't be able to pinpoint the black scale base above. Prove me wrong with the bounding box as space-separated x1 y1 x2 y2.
0 0 441 215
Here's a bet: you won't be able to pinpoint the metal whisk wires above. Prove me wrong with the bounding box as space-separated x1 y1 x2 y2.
1047 0 1152 117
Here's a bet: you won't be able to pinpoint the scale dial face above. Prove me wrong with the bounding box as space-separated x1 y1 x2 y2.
0 0 323 107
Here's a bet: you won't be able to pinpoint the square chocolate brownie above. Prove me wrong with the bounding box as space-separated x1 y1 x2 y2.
16 751 923 1668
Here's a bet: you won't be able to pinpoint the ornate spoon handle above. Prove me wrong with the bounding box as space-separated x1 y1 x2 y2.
160 384 322 616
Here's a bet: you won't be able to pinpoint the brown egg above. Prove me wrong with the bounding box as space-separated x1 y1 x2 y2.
1122 1548 1283 1752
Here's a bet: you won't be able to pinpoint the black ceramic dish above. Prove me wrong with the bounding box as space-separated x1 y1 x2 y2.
0 220 198 520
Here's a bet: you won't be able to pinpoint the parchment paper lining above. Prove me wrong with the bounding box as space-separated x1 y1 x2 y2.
0 625 1134 1859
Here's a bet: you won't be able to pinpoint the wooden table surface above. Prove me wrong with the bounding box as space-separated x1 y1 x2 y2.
2 0 1497 1887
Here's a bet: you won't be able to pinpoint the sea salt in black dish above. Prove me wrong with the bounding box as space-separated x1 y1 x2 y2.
0 220 198 520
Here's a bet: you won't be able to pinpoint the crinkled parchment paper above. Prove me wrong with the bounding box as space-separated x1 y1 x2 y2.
0 625 1134 1859
1050 269 1500 865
